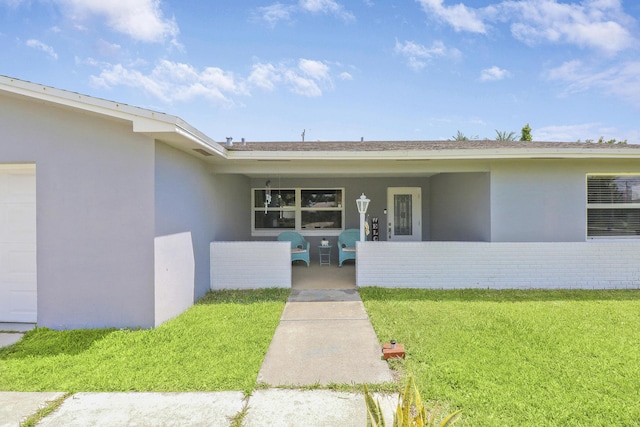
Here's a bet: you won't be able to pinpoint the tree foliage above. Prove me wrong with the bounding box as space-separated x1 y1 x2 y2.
449 131 478 141
495 130 517 141
585 137 627 145
520 124 532 141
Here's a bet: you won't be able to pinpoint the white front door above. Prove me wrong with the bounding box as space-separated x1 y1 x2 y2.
387 187 422 241
0 165 37 323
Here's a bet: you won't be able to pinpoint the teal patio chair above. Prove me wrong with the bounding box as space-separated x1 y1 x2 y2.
338 228 359 267
278 231 310 267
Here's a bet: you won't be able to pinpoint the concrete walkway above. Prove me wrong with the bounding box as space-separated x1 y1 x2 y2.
0 323 35 351
0 289 398 426
258 289 394 386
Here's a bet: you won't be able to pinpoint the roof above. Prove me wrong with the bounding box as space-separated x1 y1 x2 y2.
228 140 640 152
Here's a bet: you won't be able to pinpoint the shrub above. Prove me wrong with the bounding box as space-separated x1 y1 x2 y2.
364 375 461 427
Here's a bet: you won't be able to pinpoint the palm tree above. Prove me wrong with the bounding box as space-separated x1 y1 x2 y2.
450 130 469 141
495 130 517 141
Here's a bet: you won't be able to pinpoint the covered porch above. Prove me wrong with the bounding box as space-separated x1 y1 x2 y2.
207 142 640 292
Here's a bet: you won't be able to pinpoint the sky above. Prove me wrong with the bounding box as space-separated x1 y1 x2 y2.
1 0 639 143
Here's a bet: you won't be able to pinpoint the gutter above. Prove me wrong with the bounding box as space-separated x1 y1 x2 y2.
225 148 640 161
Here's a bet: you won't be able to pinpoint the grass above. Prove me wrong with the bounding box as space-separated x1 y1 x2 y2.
19 393 70 427
360 288 640 426
0 288 289 393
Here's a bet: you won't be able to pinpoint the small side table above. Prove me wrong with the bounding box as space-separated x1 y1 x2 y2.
318 245 331 266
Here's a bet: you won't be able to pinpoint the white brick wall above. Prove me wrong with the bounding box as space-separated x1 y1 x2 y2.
210 241 291 289
356 241 640 289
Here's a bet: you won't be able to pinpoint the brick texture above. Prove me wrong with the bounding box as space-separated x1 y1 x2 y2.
356 241 640 289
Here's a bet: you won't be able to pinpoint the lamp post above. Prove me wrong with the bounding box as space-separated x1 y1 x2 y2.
356 193 370 242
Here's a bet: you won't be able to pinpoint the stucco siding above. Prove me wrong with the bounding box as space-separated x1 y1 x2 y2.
154 142 250 301
1 94 156 329
489 159 640 242
357 241 640 289
490 160 587 242
430 172 490 241
154 232 195 326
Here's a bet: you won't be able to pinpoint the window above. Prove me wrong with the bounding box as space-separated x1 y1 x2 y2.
252 188 344 235
587 175 640 238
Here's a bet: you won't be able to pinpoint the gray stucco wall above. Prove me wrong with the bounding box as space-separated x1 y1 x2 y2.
154 143 250 301
490 160 586 242
489 159 640 242
1 94 156 329
430 172 491 241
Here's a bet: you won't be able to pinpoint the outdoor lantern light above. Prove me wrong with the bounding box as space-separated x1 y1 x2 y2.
356 193 370 242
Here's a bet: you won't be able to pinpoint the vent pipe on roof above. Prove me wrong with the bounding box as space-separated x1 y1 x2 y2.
226 137 233 147
242 137 246 145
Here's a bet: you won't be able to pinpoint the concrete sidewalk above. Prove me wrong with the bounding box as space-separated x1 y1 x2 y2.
257 289 394 386
0 389 398 426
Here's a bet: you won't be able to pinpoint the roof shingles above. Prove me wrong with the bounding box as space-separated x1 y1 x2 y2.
227 140 640 152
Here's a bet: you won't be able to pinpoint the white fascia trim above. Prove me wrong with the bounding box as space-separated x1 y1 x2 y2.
0 75 173 123
226 148 640 161
174 123 228 158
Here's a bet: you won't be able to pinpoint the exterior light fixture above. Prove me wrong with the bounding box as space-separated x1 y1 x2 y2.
356 193 370 242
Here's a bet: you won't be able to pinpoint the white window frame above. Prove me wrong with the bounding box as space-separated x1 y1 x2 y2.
251 187 345 237
586 173 640 239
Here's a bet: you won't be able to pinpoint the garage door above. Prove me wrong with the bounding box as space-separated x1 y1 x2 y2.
0 165 36 323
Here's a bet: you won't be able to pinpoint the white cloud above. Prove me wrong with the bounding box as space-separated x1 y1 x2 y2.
248 59 335 97
546 60 640 107
394 39 461 70
299 0 355 21
284 69 323 97
502 0 634 55
254 0 354 26
56 0 179 43
26 39 58 59
480 66 510 81
91 60 244 106
299 59 331 82
415 0 636 55
91 57 348 103
248 63 282 91
339 71 353 80
253 3 296 27
416 0 487 33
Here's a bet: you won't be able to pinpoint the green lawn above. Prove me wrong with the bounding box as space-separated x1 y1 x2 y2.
360 288 640 426
0 288 289 393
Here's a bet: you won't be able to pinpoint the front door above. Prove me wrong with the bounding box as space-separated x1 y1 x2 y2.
387 187 421 241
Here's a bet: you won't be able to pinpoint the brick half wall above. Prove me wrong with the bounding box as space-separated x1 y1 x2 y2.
356 241 640 289
211 241 291 289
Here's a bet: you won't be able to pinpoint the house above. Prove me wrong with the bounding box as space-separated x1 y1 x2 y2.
1 75 639 329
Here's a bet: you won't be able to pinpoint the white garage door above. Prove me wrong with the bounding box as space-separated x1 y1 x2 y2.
0 165 36 323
